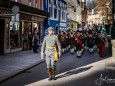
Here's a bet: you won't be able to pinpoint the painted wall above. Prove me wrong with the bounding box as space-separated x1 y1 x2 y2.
43 0 67 33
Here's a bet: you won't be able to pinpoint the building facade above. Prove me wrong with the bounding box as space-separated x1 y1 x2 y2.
67 0 77 31
66 0 82 31
76 0 82 24
0 0 50 54
44 0 67 35
81 0 88 30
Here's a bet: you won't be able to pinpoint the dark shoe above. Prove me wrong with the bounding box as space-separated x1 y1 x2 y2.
36 51 38 53
90 52 93 54
77 56 81 58
77 56 79 58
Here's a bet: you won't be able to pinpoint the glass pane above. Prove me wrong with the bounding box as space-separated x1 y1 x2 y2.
10 22 20 49
6 23 10 49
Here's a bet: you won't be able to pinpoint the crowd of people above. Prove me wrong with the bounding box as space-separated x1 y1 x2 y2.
57 26 108 58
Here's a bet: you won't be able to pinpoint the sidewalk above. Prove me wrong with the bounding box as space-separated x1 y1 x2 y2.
0 50 42 82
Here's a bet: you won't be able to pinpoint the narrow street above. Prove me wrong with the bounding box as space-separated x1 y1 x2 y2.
0 0 115 86
0 48 113 86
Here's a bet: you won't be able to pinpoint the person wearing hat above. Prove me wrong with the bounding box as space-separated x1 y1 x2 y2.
41 27 61 81
74 30 83 58
87 32 94 54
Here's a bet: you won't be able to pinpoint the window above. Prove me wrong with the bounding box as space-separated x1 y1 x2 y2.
63 4 65 21
81 2 84 8
56 0 58 19
49 0 54 18
60 1 62 20
54 0 56 5
10 22 20 49
77 0 80 6
35 0 39 8
65 4 67 21
29 0 32 6
62 3 65 20
46 0 47 8
58 1 60 19
49 0 51 3
51 2 53 17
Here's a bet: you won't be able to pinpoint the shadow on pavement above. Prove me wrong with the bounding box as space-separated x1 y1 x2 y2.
56 66 93 79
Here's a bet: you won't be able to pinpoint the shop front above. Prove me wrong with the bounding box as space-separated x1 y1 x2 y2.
0 2 49 54
20 13 45 51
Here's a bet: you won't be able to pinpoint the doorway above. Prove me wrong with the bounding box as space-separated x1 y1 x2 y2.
0 19 5 54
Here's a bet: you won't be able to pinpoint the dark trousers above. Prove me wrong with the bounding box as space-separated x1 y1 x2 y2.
33 45 39 53
29 42 32 50
99 44 105 57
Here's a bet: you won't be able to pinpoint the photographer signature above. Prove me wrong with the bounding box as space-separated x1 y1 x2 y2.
95 74 115 85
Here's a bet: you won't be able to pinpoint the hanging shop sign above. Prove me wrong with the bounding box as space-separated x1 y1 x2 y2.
12 6 19 15
31 16 45 21
60 22 66 28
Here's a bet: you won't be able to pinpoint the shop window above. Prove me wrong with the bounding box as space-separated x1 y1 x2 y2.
6 23 10 49
10 22 20 49
22 22 32 50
